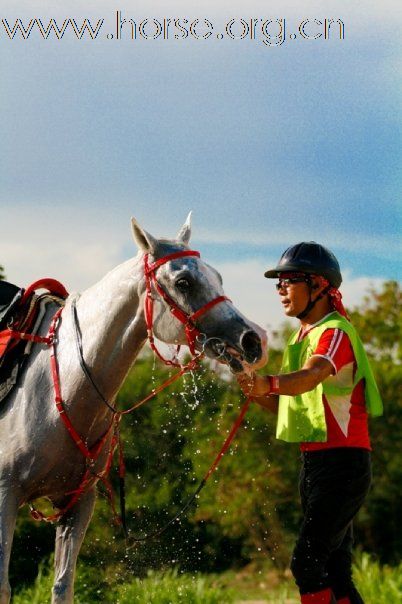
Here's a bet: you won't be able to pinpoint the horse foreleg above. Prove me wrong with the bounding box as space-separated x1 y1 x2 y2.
52 489 96 604
0 491 18 604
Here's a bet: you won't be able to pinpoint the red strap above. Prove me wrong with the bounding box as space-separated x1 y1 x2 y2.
31 307 123 523
30 419 121 524
145 250 200 274
190 295 231 321
4 330 52 345
49 308 118 461
50 352 92 459
152 279 192 326
203 397 252 483
20 278 69 306
30 466 95 522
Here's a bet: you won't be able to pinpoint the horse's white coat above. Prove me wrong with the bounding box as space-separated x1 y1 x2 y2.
0 216 267 603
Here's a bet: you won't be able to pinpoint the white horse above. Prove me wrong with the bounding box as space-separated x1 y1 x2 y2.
0 215 267 603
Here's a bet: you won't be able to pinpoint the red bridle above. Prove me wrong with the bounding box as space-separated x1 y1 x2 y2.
24 251 237 526
144 250 230 365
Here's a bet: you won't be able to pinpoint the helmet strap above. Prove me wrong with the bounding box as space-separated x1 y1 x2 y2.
296 281 331 320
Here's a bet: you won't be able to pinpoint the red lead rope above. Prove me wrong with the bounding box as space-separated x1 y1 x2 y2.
203 397 252 483
126 396 252 544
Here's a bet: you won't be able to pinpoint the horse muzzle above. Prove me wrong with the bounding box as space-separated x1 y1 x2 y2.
201 328 264 373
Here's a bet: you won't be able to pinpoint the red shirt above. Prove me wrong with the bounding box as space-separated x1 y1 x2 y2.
299 325 371 451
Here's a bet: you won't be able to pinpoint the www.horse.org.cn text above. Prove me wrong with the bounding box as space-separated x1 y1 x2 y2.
1 14 345 46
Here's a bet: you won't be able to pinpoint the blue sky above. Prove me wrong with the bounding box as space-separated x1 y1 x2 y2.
1 1 400 331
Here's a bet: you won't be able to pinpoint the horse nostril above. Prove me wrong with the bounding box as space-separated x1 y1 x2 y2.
240 330 262 363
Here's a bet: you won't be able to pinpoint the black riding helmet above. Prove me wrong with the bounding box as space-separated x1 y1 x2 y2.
264 242 342 288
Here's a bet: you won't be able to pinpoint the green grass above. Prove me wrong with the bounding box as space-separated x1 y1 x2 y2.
11 565 52 604
114 569 234 603
353 552 402 604
11 565 234 604
11 553 402 604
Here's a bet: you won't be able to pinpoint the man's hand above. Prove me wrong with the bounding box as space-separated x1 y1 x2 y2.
236 372 279 414
236 372 272 397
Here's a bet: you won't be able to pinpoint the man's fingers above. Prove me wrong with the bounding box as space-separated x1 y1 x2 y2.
236 372 256 394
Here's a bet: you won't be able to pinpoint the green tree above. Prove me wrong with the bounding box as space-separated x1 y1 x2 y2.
0 264 5 280
349 281 402 563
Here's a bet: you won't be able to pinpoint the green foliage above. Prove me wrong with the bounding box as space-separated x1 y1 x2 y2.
114 568 234 603
353 552 402 603
0 264 5 280
349 280 402 363
12 564 53 604
348 281 402 563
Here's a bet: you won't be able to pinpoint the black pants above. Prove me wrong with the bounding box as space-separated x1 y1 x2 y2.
290 448 371 602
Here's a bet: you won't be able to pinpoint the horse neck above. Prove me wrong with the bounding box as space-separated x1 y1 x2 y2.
70 253 147 402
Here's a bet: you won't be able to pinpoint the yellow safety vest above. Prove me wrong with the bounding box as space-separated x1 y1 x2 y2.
276 312 383 443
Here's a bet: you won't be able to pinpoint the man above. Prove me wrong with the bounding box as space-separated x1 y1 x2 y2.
237 242 383 604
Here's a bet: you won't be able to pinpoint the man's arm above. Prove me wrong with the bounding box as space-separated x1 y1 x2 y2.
237 355 334 411
249 393 279 414
238 328 353 414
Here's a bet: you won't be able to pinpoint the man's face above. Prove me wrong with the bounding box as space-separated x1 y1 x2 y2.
276 274 320 317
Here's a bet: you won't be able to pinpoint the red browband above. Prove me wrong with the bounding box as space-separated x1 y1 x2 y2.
144 250 201 274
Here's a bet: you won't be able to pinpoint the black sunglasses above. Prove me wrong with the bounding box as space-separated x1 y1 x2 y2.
275 277 309 291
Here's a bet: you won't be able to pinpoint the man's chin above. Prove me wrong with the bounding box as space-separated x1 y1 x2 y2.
283 306 295 316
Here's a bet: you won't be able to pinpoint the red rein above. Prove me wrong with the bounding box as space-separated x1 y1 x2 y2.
25 251 245 524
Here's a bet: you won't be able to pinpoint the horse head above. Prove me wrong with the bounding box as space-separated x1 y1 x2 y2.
132 213 268 373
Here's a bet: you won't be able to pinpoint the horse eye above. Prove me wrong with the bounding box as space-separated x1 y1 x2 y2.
176 278 191 292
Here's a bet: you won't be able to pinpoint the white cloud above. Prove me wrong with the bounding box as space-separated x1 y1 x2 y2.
341 271 384 306
193 226 401 262
0 204 388 334
1 204 127 291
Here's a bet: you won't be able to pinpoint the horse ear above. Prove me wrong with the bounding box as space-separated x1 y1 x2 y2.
131 217 158 254
176 211 192 245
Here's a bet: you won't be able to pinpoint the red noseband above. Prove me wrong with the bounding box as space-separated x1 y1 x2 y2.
144 250 230 365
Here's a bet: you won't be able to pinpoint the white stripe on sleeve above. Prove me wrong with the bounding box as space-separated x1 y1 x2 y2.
327 329 344 360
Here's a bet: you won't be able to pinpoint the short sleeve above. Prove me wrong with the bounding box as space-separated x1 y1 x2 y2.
312 328 355 374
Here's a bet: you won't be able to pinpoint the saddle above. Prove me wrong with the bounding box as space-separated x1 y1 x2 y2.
0 278 69 402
